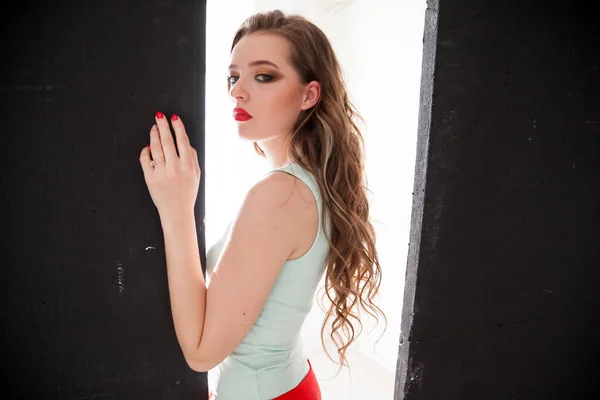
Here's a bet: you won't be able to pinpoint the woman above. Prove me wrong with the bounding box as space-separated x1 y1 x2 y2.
139 10 386 400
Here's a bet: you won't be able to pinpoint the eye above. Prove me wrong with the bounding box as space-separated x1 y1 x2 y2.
227 75 239 85
256 74 274 82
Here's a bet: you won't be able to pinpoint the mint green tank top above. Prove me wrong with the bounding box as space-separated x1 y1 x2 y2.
206 162 331 399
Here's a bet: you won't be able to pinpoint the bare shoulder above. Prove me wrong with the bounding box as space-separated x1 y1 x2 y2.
246 170 300 205
242 170 315 217
240 170 318 260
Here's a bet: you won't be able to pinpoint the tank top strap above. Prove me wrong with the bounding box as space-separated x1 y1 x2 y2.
265 162 332 241
265 162 323 213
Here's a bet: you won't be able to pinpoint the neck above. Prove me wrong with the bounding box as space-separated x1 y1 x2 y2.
257 135 294 169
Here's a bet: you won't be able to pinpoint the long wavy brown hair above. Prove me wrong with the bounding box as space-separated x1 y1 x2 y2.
229 10 387 371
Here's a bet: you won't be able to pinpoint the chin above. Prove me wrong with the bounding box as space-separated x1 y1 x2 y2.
236 129 254 141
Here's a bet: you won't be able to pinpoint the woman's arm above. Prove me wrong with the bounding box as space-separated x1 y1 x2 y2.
140 112 207 370
143 113 314 372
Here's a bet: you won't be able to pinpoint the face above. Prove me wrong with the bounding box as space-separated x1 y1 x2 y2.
228 32 320 144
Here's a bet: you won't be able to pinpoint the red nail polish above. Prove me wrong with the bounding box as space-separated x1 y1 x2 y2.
146 144 150 148
171 114 178 121
156 111 164 119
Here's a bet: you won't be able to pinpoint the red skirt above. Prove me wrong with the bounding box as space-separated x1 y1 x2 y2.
208 359 322 400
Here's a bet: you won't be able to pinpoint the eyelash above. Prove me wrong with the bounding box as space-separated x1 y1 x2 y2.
227 74 274 85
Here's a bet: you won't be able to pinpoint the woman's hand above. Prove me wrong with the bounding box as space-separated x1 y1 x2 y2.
139 111 201 221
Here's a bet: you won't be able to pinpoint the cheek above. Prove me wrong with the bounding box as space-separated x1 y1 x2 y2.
266 86 302 126
276 85 301 107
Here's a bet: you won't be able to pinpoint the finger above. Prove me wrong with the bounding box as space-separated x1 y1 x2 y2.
139 145 154 178
155 111 178 162
170 113 192 164
149 125 165 164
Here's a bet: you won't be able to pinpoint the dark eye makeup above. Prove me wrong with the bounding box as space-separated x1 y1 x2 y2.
227 73 276 85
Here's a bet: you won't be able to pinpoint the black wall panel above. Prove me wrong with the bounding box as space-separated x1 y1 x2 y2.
398 0 600 398
1 1 207 398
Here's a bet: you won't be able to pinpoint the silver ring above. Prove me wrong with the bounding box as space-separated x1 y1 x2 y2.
150 157 165 167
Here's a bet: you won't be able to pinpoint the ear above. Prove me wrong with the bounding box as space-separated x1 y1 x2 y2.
300 81 321 111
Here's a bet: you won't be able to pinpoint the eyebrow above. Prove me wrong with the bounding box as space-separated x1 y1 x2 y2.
228 60 280 70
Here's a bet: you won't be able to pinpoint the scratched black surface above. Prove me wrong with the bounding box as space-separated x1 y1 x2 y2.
397 0 600 398
0 1 207 398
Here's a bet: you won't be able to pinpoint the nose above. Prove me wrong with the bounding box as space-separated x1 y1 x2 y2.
229 77 248 102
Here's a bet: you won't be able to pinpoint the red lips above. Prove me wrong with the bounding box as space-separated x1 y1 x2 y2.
233 108 253 121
